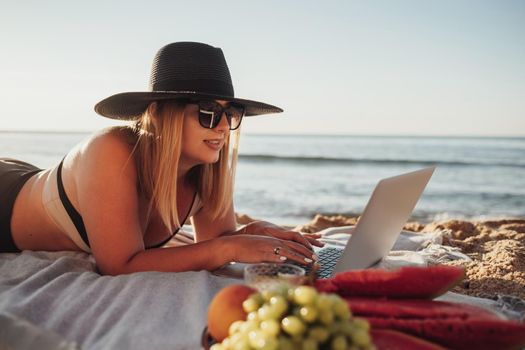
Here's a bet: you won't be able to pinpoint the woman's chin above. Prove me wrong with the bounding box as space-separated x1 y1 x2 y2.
201 155 221 165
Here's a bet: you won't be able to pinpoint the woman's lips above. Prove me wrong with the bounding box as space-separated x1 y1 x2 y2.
204 139 223 151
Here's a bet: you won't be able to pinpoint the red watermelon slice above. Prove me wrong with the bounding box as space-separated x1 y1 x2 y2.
330 265 465 299
367 317 525 350
314 277 338 293
345 297 500 320
371 329 447 350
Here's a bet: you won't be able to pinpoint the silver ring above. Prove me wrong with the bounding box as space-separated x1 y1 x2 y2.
273 247 281 255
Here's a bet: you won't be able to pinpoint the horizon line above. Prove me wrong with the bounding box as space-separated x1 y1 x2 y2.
0 128 524 139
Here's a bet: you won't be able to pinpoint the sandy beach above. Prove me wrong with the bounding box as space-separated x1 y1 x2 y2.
238 213 525 301
298 215 525 301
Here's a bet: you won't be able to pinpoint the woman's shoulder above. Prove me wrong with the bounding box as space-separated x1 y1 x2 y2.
59 126 139 204
90 125 136 143
80 126 137 156
68 126 138 175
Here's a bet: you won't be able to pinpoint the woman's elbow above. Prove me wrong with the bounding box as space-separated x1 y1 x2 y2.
96 263 129 276
94 254 138 276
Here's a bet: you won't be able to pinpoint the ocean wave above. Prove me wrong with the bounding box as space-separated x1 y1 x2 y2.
238 154 525 168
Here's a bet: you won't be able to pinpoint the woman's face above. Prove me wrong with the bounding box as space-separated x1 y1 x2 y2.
179 100 231 170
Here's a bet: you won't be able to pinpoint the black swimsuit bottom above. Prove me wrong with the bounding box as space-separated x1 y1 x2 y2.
0 158 42 253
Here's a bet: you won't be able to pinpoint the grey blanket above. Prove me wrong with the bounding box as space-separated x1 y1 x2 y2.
0 250 237 350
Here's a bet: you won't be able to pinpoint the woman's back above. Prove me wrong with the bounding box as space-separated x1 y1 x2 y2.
11 127 139 252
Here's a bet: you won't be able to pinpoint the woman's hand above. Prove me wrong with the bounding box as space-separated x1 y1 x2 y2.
242 221 324 251
220 234 318 266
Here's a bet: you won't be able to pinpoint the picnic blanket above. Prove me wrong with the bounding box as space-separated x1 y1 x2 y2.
0 248 240 350
0 226 522 349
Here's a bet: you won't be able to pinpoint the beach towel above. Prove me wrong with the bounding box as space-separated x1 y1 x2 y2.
0 246 238 349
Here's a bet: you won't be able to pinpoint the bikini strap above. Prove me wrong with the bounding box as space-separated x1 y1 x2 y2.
57 159 90 247
146 190 198 249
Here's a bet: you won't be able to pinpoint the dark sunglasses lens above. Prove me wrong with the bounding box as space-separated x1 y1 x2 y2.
198 101 220 129
197 101 244 130
198 110 215 128
225 105 244 130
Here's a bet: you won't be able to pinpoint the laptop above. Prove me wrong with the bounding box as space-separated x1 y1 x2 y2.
213 166 436 279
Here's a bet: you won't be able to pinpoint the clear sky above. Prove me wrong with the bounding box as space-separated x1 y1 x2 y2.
1 0 523 136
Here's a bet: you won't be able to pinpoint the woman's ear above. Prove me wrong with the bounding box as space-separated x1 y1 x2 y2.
147 101 158 116
147 102 161 130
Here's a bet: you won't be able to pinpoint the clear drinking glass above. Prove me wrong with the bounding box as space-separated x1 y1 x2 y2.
244 263 306 291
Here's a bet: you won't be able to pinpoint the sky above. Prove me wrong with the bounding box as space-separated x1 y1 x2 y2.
1 0 524 136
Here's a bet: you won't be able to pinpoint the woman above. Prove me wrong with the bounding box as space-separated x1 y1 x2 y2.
0 42 322 275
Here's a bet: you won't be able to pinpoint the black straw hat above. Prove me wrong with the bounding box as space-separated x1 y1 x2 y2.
94 42 283 120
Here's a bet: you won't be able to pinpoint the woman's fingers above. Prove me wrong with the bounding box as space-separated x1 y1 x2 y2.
285 231 324 248
279 240 318 266
267 246 310 266
303 234 325 247
263 246 289 263
259 233 321 265
258 240 316 266
269 229 316 251
303 233 322 238
289 231 314 250
231 234 319 267
250 221 325 251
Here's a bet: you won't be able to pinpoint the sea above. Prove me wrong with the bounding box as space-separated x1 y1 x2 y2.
1 131 524 225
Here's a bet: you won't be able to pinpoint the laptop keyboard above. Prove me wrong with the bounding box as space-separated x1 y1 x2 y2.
303 247 344 279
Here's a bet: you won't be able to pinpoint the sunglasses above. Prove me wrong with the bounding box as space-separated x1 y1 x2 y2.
188 100 245 130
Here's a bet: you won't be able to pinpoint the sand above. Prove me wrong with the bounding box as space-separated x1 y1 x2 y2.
291 215 525 301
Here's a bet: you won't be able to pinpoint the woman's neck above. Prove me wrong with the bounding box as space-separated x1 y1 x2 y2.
177 165 200 189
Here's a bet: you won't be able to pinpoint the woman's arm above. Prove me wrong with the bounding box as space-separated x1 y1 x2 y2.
122 233 314 273
191 203 319 266
241 220 324 249
75 132 316 274
192 203 322 249
76 132 150 275
75 133 235 274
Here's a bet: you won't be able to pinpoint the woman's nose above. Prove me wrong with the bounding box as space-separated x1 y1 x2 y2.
214 113 230 133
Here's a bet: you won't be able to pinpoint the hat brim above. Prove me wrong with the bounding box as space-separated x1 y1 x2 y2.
94 91 283 120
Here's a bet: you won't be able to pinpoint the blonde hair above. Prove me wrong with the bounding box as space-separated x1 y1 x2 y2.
132 100 240 232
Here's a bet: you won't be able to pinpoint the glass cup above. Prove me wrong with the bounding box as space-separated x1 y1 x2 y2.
244 263 306 291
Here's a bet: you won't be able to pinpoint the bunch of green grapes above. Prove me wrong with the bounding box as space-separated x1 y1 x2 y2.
210 284 375 350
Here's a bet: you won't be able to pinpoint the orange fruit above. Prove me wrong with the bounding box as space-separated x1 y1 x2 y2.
207 284 256 341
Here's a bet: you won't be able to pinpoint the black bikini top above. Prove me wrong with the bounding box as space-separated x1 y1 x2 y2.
56 160 197 250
